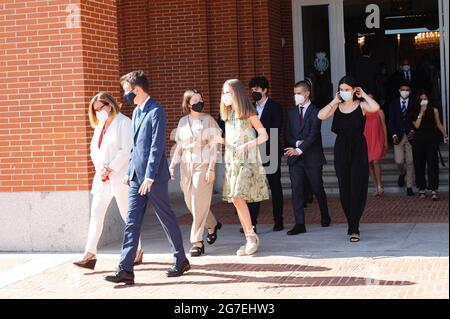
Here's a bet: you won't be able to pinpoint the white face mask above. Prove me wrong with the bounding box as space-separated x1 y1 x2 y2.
295 94 305 106
96 110 109 122
340 91 354 102
222 93 233 107
420 100 429 107
400 90 410 99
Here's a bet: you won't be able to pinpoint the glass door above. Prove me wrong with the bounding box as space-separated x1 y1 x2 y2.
292 0 346 148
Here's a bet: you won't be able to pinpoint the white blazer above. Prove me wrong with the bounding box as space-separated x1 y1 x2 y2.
90 113 132 196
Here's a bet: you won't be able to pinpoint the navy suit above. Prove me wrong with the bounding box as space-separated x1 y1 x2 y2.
284 103 330 225
388 98 415 138
119 97 187 272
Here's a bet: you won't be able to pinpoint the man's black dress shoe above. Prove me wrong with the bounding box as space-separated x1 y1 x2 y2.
321 218 331 227
104 270 135 285
167 259 191 277
273 223 284 231
287 224 307 235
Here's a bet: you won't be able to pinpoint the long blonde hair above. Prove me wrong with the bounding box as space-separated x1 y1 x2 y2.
220 79 257 121
88 92 120 128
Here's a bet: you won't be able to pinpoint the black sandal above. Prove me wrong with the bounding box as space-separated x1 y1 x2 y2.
350 234 360 242
206 222 222 245
189 242 205 257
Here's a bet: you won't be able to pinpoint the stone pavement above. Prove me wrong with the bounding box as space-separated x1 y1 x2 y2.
0 194 448 299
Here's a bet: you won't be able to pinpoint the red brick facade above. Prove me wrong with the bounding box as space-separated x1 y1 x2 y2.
0 0 295 193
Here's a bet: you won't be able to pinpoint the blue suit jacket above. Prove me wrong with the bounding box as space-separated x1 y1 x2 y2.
127 97 170 184
284 103 326 167
388 98 415 138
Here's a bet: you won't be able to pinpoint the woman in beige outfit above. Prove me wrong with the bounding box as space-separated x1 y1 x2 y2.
169 89 222 257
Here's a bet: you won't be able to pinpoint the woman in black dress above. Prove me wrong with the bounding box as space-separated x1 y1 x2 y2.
409 90 448 201
318 76 380 242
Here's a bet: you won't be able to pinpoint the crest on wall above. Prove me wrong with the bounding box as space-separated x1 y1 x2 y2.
314 52 329 75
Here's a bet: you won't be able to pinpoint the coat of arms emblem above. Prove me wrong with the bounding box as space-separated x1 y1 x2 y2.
314 52 329 75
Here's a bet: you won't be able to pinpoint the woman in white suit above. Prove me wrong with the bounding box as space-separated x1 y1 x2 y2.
74 92 143 270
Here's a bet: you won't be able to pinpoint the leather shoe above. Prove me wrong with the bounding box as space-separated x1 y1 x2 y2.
287 224 307 235
104 269 134 285
167 259 191 277
321 218 331 227
273 223 284 231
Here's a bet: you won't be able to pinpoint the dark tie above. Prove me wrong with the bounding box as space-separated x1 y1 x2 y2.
135 108 142 130
401 100 407 119
299 106 304 126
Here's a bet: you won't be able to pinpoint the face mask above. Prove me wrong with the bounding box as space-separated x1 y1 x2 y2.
420 100 429 107
400 90 410 99
96 110 109 122
340 91 354 102
222 93 233 107
191 101 204 112
123 91 136 106
252 91 263 102
402 65 411 72
295 94 305 106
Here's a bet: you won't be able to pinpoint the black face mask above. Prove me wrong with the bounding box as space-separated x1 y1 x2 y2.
252 91 263 102
123 92 136 106
191 101 204 112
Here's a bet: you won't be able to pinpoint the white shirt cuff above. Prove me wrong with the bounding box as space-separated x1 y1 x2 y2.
145 178 154 182
295 148 303 155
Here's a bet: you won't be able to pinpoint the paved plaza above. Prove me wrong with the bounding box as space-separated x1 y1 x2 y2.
0 194 448 299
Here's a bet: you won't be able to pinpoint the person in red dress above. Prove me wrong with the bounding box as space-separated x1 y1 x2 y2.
364 94 388 196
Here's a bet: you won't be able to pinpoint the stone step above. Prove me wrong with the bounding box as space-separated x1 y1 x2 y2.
279 147 450 193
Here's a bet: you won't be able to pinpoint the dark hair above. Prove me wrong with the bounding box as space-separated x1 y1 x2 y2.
123 70 149 93
338 75 358 89
294 79 312 92
411 89 434 120
338 76 360 101
249 76 270 91
399 81 412 90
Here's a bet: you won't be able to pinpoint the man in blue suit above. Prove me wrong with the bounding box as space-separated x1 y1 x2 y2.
284 80 331 235
105 71 189 285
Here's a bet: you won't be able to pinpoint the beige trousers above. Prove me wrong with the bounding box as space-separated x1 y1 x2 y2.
393 133 415 188
180 162 218 244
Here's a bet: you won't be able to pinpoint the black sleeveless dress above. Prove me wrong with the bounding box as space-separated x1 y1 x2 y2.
332 104 369 235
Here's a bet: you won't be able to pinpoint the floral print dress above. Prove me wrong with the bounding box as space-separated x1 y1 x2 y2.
222 111 269 203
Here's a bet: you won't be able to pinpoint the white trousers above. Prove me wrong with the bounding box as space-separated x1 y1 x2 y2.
85 186 142 254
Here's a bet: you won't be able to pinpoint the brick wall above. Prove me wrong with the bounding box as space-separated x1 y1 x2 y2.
117 0 296 150
0 0 119 192
0 0 297 193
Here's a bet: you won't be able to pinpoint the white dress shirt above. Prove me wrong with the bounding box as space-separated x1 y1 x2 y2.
256 97 269 119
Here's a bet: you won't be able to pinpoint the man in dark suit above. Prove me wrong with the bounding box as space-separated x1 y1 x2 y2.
284 80 331 235
388 81 415 196
104 71 190 285
388 58 421 101
246 76 285 232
